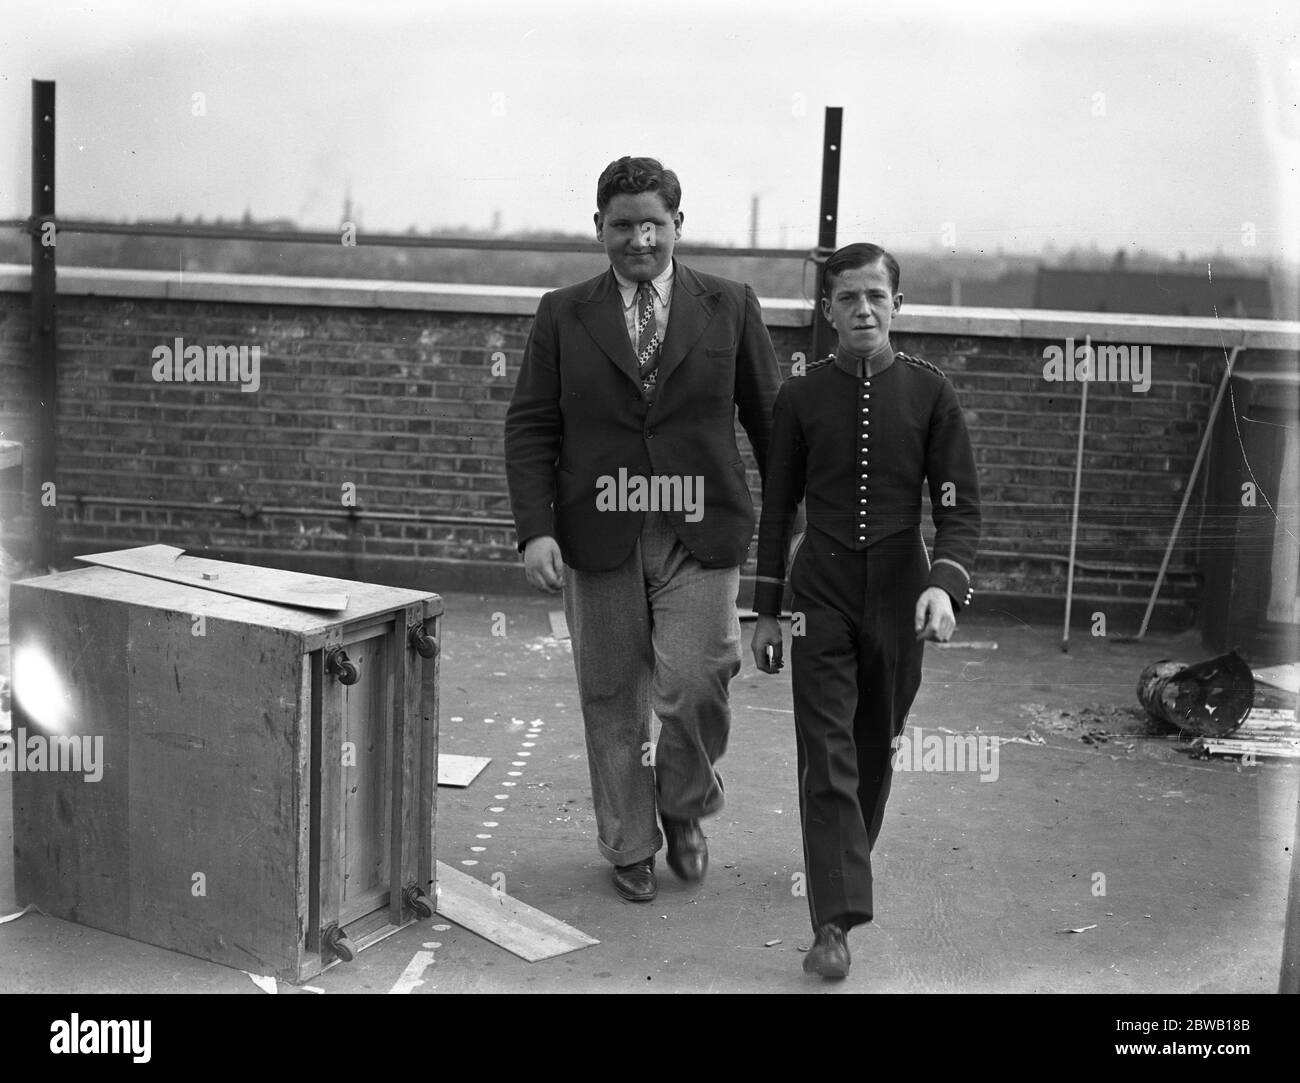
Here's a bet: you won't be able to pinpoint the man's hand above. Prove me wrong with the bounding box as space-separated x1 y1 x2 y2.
523 536 565 594
751 614 784 673
914 586 956 642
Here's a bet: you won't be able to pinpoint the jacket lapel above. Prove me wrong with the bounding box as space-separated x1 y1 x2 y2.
657 261 720 389
576 270 641 387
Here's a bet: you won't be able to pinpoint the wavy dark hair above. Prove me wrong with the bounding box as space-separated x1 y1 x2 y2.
596 157 682 214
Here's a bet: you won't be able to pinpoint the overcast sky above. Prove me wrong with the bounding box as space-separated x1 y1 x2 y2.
1 0 1297 260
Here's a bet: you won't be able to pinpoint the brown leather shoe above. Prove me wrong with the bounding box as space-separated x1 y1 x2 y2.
803 923 850 979
662 816 708 882
612 857 657 902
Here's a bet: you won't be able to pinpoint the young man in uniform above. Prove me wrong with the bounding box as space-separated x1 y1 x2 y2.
750 242 981 978
506 157 781 903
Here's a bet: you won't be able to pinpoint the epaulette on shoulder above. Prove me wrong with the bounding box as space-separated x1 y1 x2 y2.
802 354 837 375
897 351 946 378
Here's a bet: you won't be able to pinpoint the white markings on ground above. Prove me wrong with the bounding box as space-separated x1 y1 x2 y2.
459 713 547 873
388 945 441 994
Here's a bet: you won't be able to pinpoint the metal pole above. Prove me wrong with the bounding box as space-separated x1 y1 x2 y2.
30 79 56 570
811 106 843 364
1133 346 1241 639
1061 348 1090 652
0 218 813 260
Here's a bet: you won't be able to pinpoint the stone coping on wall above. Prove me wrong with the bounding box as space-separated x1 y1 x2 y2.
1 263 1298 349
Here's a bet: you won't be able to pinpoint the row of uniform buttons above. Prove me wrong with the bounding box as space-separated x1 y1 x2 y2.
859 379 871 542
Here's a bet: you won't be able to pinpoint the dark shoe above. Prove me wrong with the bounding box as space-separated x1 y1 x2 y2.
803 924 850 979
662 817 708 882
612 857 657 902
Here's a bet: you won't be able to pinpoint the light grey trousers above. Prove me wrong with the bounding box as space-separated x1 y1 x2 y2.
563 510 742 866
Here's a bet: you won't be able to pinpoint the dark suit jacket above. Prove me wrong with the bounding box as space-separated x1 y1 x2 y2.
505 260 782 571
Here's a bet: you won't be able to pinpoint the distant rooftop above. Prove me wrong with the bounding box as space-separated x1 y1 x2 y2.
1034 267 1273 319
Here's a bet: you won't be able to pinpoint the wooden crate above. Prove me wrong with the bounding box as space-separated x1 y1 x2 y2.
7 552 442 982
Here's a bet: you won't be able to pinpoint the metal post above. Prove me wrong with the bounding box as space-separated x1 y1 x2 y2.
1061 355 1089 652
810 106 842 364
1133 347 1240 639
30 79 57 570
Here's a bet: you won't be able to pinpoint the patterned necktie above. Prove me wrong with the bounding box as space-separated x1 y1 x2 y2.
635 281 661 393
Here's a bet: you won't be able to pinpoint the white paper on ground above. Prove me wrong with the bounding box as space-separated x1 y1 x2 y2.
245 972 278 994
0 903 45 925
438 753 491 787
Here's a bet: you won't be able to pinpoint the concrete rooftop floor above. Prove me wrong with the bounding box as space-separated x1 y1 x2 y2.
0 589 1295 994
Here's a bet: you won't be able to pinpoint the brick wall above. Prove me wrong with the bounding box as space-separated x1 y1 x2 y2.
2 267 1297 630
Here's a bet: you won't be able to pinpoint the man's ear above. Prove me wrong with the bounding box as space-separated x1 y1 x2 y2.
593 211 604 240
893 292 904 313
820 296 834 324
673 211 684 239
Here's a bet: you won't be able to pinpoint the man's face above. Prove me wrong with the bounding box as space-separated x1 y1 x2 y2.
820 260 902 355
595 191 682 281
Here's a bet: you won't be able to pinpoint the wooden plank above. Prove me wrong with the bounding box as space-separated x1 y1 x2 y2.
1246 708 1298 725
418 607 440 892
10 585 132 934
77 545 349 610
296 655 314 977
548 610 569 640
438 754 492 787
22 565 440 636
399 606 429 898
390 615 409 926
123 606 304 977
1200 736 1300 758
339 632 390 925
1253 664 1300 696
316 631 345 951
434 861 598 962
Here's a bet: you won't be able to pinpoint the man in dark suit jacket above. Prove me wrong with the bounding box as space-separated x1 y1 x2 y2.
505 156 781 902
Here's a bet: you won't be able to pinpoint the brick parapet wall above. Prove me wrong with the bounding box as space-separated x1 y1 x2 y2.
2 266 1297 628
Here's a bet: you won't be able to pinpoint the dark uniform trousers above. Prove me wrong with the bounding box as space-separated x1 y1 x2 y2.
790 524 926 931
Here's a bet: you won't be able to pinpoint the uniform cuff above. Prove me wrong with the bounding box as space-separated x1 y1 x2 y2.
928 560 973 612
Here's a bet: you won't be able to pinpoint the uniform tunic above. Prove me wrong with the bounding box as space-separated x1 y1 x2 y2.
754 346 981 930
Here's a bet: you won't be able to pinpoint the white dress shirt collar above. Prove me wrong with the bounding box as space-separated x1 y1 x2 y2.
612 261 675 310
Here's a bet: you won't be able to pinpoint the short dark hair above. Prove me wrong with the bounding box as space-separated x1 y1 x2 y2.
596 157 682 215
822 242 901 298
